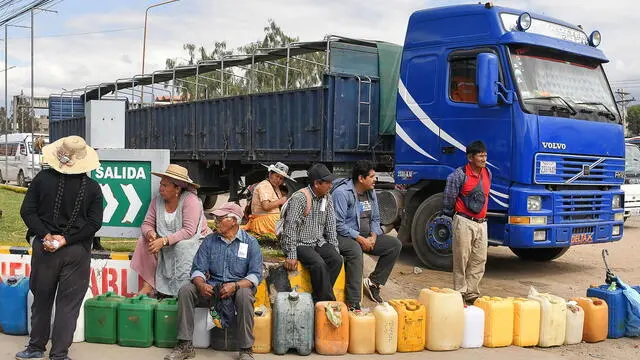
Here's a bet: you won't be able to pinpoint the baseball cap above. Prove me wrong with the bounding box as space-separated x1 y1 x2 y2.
210 202 244 218
308 163 336 182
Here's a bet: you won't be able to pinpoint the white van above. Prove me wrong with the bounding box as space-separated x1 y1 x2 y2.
0 133 49 186
623 143 640 222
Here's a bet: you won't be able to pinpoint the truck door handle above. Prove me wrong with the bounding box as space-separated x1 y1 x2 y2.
441 146 456 154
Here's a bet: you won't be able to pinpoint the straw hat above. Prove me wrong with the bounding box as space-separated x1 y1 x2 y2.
42 136 100 175
261 162 294 181
151 164 200 189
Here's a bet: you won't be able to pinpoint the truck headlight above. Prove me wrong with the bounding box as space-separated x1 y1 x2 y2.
612 225 621 236
612 195 622 209
527 196 542 211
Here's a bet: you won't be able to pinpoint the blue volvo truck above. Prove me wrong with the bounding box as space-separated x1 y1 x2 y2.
50 3 624 270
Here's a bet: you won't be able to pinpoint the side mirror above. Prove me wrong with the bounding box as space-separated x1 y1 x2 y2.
476 53 499 108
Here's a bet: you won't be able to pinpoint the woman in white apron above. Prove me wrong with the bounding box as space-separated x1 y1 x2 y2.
130 164 212 297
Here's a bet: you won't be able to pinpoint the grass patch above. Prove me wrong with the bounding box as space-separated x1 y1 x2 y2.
0 188 29 245
0 188 285 259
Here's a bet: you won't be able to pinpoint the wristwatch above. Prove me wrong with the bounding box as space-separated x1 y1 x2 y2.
162 238 168 246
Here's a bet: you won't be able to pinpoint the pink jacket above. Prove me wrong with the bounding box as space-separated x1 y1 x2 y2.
141 192 212 245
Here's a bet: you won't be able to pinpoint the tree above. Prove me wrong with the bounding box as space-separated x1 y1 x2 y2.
627 105 640 137
165 20 326 100
11 97 39 133
0 107 7 134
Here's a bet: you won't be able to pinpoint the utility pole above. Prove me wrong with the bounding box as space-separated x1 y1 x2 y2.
616 88 636 136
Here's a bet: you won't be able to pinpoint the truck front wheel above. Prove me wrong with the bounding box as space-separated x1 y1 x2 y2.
510 247 569 261
411 193 453 271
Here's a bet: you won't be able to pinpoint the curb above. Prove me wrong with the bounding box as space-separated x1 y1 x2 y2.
0 184 28 194
0 246 133 260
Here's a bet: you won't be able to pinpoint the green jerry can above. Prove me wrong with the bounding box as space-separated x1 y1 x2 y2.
84 292 125 344
155 298 179 348
117 294 158 348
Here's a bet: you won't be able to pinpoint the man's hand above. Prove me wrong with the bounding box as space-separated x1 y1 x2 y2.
148 237 165 254
219 282 237 299
356 236 373 252
368 233 377 249
284 259 298 271
195 280 214 298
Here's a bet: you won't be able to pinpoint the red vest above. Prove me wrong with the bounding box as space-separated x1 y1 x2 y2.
455 164 490 219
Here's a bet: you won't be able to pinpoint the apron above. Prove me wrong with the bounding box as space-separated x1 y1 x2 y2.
155 192 204 296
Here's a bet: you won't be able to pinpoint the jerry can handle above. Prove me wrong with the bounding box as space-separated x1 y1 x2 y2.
163 297 178 305
405 301 419 311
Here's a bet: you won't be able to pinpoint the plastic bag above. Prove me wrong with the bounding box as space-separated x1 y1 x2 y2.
325 304 343 328
617 278 640 337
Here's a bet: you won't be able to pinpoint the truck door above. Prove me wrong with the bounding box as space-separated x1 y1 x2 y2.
442 48 513 210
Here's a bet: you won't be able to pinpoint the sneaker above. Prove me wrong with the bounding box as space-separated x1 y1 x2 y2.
363 278 384 303
464 295 479 306
15 349 45 360
238 348 254 360
348 303 361 311
164 341 196 360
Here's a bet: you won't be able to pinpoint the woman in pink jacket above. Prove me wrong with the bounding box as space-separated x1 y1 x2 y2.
130 164 212 297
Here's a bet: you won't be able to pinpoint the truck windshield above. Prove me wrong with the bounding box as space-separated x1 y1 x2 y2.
626 144 640 179
509 45 620 124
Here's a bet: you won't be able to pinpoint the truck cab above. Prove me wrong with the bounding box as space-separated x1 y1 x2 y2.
395 3 624 269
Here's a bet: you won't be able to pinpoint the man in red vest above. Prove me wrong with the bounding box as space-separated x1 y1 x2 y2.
443 141 491 305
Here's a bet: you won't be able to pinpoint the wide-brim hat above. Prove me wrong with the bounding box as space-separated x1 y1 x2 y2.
261 162 295 181
151 164 200 189
42 135 100 175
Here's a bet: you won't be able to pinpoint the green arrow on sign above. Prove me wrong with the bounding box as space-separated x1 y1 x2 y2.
91 160 152 228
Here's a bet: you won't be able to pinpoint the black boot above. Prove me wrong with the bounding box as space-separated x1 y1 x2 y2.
92 237 105 251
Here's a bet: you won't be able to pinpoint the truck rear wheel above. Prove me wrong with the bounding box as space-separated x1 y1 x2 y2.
202 195 218 210
411 193 453 271
510 247 569 261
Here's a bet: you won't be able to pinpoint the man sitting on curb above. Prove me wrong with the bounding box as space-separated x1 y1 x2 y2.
280 163 343 302
165 202 263 360
332 160 402 309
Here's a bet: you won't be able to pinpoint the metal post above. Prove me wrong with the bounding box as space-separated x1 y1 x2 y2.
30 9 34 178
220 59 224 96
285 45 290 89
4 24 7 179
141 0 180 102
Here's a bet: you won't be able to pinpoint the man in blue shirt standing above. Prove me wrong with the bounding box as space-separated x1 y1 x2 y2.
332 160 402 309
165 202 263 360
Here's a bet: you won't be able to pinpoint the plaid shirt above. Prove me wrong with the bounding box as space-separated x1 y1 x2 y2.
281 186 339 260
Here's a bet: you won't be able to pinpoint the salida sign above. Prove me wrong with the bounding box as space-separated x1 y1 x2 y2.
0 254 142 297
91 161 152 228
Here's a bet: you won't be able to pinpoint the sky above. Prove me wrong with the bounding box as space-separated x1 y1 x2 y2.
0 0 638 114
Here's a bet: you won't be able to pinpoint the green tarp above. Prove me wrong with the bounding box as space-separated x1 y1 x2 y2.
377 42 403 135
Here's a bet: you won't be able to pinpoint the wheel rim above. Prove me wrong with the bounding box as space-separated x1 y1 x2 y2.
425 213 453 256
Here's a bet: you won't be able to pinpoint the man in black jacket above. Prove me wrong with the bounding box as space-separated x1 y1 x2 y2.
17 136 104 360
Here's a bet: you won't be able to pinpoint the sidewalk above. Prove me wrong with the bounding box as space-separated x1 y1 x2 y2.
0 333 565 360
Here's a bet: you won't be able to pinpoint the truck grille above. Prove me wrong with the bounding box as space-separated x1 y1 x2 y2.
535 153 624 185
556 193 608 223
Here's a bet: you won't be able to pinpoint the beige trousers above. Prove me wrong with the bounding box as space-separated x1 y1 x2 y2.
452 214 488 301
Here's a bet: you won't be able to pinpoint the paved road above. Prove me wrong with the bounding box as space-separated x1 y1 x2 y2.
0 332 569 360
